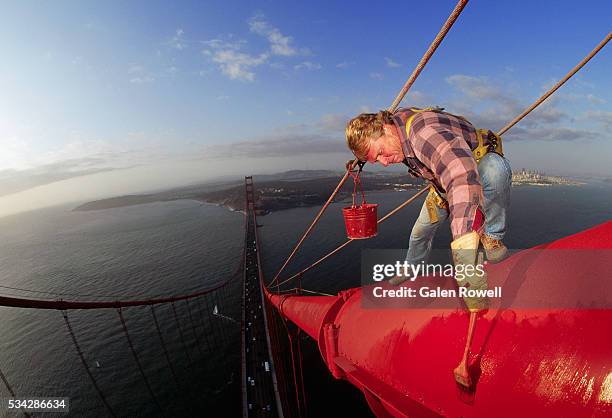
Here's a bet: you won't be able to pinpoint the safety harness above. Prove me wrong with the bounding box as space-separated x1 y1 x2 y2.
402 107 505 223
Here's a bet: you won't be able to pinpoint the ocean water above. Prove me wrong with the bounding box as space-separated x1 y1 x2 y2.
0 183 611 417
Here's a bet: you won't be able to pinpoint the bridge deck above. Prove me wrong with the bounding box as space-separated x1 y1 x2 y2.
242 177 283 418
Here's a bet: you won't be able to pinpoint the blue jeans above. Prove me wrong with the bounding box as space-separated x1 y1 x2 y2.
405 152 512 264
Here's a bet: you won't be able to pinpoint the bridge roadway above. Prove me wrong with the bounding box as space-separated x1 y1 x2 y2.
241 208 283 418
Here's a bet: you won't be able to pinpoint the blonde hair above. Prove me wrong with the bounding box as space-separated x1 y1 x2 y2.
345 110 393 160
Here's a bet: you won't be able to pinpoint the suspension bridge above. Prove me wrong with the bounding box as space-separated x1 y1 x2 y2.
1 1 610 417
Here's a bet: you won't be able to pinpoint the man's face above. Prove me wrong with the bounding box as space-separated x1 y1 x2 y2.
364 134 404 167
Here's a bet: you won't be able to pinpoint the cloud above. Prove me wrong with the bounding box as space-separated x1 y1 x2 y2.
203 14 311 81
582 110 612 130
445 74 602 142
127 64 155 83
336 61 354 69
202 37 267 81
370 72 384 80
248 14 297 56
586 94 607 105
202 133 346 159
509 126 597 142
319 113 349 132
445 75 518 108
294 61 321 71
385 57 401 68
0 161 120 197
0 136 178 197
168 28 187 50
130 76 155 84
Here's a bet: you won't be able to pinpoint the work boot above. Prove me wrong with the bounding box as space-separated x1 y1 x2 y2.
481 234 508 263
451 231 489 312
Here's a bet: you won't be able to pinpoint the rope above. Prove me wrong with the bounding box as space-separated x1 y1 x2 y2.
171 302 193 367
388 0 469 112
62 310 115 418
150 305 180 387
273 187 428 289
498 33 611 136
117 307 163 414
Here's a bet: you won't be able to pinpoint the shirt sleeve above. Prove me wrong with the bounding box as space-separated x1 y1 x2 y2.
411 122 484 239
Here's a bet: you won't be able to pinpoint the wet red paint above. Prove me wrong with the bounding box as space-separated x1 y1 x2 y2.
265 221 612 417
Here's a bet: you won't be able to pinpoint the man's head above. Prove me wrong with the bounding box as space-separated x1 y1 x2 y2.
345 110 405 166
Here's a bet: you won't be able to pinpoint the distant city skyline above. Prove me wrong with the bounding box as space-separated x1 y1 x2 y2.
0 1 611 217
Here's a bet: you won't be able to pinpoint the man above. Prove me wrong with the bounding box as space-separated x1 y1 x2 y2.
346 106 512 385
346 106 512 299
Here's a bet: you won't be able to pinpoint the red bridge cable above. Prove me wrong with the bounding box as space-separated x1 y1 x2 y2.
273 187 428 290
170 302 194 367
117 307 163 414
498 32 611 136
62 310 116 418
388 0 469 112
0 279 229 310
150 305 180 387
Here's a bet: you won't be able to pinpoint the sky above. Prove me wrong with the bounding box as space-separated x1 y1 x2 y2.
0 0 611 217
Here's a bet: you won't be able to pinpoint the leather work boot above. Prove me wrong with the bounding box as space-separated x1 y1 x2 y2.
481 234 508 263
451 231 489 312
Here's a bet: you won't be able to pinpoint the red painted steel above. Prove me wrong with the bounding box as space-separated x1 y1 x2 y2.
265 221 612 417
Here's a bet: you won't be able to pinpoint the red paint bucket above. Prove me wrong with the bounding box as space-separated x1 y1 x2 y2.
343 203 378 239
342 170 378 239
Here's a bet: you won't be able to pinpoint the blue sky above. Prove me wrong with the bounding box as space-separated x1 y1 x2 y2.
0 0 611 216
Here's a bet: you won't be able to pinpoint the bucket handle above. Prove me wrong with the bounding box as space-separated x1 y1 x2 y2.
349 169 367 208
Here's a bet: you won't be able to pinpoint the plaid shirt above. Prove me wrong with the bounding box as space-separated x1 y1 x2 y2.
392 108 485 238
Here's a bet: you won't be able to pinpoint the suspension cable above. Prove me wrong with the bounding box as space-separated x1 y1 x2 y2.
498 32 611 136
388 0 469 112
0 364 32 418
195 296 216 358
185 299 204 357
0 280 228 310
273 187 428 289
117 307 163 414
150 305 180 387
62 310 116 418
296 328 308 417
170 302 193 367
269 163 358 287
